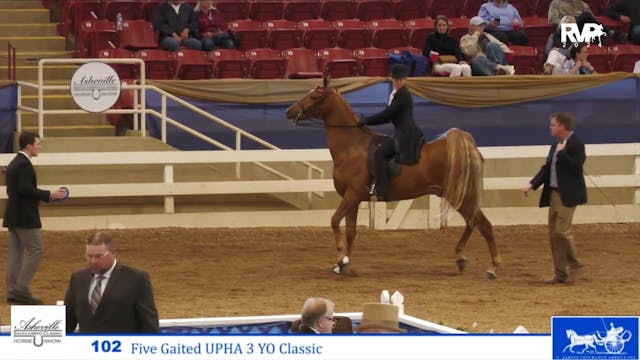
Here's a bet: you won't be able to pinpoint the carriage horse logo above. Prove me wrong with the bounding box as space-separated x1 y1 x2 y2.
553 317 639 360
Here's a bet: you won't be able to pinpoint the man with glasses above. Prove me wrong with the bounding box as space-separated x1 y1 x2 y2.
64 231 159 333
298 297 336 334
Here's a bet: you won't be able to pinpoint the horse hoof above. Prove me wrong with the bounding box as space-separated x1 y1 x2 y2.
486 270 497 280
332 264 341 275
456 257 467 273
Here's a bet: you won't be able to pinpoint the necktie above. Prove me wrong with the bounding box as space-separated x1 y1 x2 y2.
90 275 104 314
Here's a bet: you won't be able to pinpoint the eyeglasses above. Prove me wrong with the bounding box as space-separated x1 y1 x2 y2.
85 251 110 260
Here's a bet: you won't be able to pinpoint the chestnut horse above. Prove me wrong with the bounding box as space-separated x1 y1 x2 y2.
285 77 501 278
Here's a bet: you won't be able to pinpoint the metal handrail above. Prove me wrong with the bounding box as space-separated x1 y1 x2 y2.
7 42 16 81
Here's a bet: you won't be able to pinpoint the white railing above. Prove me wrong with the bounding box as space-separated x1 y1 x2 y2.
17 58 325 202
0 144 637 230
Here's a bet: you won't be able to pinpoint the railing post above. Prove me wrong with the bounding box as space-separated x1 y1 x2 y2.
164 164 175 214
235 131 241 179
16 84 22 132
635 155 640 205
161 95 167 143
37 59 44 138
428 195 443 229
140 61 146 137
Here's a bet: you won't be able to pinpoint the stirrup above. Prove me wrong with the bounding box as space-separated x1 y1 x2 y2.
367 183 376 196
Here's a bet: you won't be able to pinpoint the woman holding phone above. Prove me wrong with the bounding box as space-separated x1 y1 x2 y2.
478 0 528 45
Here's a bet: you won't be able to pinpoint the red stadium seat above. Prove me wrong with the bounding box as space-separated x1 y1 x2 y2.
586 46 612 73
584 0 605 15
172 49 213 80
228 20 268 50
321 0 357 21
353 47 389 76
118 20 158 50
404 18 435 50
141 0 162 22
392 0 428 21
265 20 301 50
61 0 105 37
535 0 552 18
448 17 470 41
522 17 555 49
356 0 393 21
75 19 116 58
208 49 249 78
214 1 250 21
464 0 487 18
281 48 323 79
506 0 534 17
333 19 372 49
98 48 139 79
596 15 628 35
317 48 358 78
509 45 538 74
611 44 640 72
135 49 174 79
368 19 408 49
249 1 285 21
104 0 141 22
245 48 287 79
429 0 463 19
298 19 338 50
283 1 322 21
389 46 423 56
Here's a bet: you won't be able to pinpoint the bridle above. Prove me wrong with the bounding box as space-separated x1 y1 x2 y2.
293 86 362 128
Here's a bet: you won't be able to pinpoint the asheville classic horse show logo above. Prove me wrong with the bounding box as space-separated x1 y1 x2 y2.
552 316 638 360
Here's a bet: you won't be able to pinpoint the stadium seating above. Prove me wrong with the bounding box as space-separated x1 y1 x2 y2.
320 0 357 21
429 0 462 19
208 49 249 78
245 48 287 79
448 17 470 41
249 1 285 21
586 46 612 73
135 49 174 79
333 19 372 49
298 20 338 50
118 20 158 50
281 48 323 79
104 0 140 22
317 48 358 78
356 0 393 21
506 0 534 17
535 0 553 18
172 49 213 80
463 0 487 18
265 20 302 50
392 0 428 21
283 1 322 21
611 44 640 72
58 0 104 37
228 20 268 51
522 17 555 49
368 19 408 49
389 46 422 56
141 0 162 22
353 47 389 77
98 48 139 79
76 19 116 58
215 1 250 21
508 45 539 74
404 17 434 50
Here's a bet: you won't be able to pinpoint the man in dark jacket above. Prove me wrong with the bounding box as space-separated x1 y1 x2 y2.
4 132 66 305
359 64 424 201
524 112 587 284
606 0 640 44
153 0 202 51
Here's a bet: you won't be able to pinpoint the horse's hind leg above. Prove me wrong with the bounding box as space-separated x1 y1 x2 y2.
454 224 474 273
475 209 501 279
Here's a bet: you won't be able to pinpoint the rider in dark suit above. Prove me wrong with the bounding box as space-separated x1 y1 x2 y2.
65 231 159 333
359 64 425 201
4 132 65 305
524 112 587 284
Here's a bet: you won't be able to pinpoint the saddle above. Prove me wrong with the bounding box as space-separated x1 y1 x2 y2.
367 135 402 180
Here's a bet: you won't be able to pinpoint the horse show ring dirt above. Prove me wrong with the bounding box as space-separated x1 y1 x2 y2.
1 223 638 333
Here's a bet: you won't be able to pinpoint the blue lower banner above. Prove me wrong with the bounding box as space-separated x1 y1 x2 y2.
552 317 639 360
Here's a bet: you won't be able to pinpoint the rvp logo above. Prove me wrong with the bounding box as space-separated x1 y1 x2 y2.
561 23 607 47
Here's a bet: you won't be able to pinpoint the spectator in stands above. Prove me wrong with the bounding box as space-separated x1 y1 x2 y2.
354 303 406 334
546 43 596 75
65 231 160 333
298 297 336 334
548 0 626 43
605 0 640 44
543 15 577 74
460 16 515 75
195 0 238 51
153 0 202 52
478 0 529 45
524 112 586 285
423 15 472 77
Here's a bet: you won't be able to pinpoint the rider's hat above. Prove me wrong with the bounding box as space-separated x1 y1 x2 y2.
390 64 408 79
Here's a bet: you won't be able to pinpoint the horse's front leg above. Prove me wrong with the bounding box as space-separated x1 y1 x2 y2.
330 192 359 275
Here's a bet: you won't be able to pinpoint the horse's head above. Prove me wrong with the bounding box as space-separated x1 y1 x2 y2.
286 75 333 125
566 329 575 338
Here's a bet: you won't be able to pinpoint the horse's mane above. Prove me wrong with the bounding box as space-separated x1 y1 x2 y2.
327 88 375 135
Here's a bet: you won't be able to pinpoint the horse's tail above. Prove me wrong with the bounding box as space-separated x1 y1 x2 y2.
442 128 484 223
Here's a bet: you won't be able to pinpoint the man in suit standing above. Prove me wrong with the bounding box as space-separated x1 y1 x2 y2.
524 112 587 284
4 132 66 305
297 297 336 334
64 231 160 333
359 64 425 201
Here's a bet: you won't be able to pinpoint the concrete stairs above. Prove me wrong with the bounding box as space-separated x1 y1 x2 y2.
0 1 113 137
